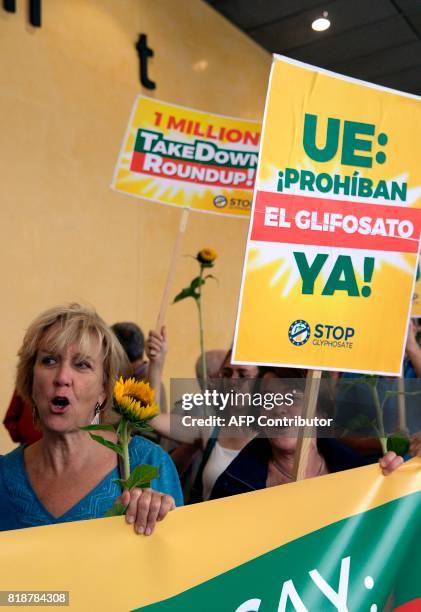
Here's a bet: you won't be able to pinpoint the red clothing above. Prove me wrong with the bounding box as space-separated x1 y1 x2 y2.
3 391 42 445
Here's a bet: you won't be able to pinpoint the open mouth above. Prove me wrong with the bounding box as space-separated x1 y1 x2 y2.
50 396 70 412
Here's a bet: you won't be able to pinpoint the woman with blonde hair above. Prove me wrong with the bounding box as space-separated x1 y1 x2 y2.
0 304 182 533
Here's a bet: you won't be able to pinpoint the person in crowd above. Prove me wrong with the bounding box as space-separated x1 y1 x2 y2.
111 321 167 413
410 432 421 456
191 350 258 502
405 317 421 377
0 304 182 532
166 350 227 495
144 346 227 502
2 320 167 447
3 390 42 446
145 327 258 502
210 367 408 500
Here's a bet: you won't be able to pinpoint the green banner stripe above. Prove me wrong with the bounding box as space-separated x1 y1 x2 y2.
134 491 420 612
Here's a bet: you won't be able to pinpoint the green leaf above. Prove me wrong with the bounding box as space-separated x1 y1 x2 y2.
173 286 199 303
173 276 207 303
79 424 116 432
138 481 152 489
204 274 218 283
190 276 205 291
89 433 123 456
381 389 421 411
112 465 159 491
387 434 410 456
112 478 128 489
112 479 154 490
116 420 124 437
132 422 154 433
343 414 373 432
125 464 159 490
104 503 128 517
339 377 373 395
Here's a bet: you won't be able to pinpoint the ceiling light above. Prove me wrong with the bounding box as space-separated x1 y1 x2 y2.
312 11 330 32
193 60 209 72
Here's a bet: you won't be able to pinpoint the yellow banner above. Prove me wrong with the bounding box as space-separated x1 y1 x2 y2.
111 96 261 217
233 56 421 375
0 460 419 611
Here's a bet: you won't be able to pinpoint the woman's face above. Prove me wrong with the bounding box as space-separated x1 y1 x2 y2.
32 330 106 434
217 358 259 415
219 359 258 380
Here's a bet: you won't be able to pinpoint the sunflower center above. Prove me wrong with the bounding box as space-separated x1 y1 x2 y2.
126 393 146 405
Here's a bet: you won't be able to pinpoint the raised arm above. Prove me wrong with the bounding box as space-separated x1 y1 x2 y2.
145 327 202 444
145 326 167 408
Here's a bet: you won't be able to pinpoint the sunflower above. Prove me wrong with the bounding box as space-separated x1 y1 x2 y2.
197 248 217 265
113 377 159 424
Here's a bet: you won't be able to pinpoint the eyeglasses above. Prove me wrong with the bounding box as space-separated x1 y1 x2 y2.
292 390 305 403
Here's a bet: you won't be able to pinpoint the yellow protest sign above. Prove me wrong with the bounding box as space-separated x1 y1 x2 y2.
0 461 419 611
233 56 421 375
111 96 260 217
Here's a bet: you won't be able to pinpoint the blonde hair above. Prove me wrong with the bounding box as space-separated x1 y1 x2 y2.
16 303 128 419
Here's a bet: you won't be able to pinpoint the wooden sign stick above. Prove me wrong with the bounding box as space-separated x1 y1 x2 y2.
150 207 190 416
293 369 322 481
397 376 407 432
156 207 190 331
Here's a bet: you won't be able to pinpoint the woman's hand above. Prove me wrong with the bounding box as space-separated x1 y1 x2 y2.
409 433 421 457
379 451 404 476
146 327 167 368
145 326 167 407
115 488 175 535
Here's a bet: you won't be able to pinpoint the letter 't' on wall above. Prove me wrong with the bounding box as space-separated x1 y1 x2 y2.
3 0 41 27
136 34 156 90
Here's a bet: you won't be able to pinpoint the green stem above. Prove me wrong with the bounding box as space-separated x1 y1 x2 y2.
197 266 207 389
370 384 387 455
120 419 131 481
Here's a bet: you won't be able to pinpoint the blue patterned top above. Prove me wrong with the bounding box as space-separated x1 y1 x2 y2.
0 436 183 531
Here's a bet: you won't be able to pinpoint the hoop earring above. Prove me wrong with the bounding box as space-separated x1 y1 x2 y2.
91 402 102 425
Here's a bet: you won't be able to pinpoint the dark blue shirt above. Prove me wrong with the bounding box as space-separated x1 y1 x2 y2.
210 435 373 500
